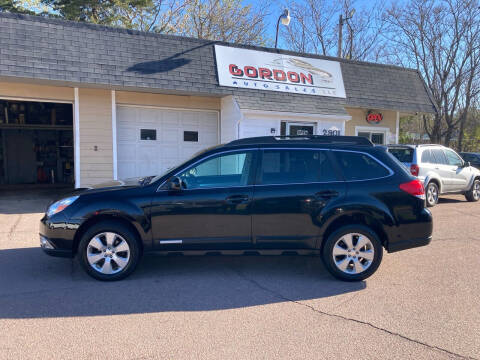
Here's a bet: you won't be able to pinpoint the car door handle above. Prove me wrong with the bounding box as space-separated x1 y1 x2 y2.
315 190 339 200
225 195 250 204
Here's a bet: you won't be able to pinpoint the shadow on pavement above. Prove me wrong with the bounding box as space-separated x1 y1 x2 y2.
438 197 465 204
0 248 366 319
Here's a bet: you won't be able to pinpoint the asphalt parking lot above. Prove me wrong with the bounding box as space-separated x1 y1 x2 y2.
0 189 479 360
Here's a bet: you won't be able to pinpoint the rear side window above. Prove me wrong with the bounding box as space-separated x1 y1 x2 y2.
259 149 338 184
388 148 413 163
421 149 432 163
335 151 390 180
431 149 448 165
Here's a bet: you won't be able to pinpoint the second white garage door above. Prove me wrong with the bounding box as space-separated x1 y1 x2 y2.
117 106 219 179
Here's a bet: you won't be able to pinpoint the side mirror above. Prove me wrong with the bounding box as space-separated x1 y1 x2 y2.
464 161 471 168
169 176 183 191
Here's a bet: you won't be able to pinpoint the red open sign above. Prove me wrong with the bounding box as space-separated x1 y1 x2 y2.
366 111 383 124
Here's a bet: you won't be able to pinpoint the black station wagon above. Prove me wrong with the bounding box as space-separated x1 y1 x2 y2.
40 136 433 281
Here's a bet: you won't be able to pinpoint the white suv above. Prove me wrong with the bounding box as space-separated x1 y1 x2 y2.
387 144 480 207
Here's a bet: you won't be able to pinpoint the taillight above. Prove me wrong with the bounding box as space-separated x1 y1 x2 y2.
410 164 419 176
399 179 425 200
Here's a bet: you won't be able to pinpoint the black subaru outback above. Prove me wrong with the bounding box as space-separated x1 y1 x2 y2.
40 136 432 281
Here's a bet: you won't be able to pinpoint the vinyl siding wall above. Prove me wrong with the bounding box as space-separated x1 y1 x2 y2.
78 88 113 187
345 107 398 144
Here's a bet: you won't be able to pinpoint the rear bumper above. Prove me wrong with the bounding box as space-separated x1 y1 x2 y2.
387 208 433 253
387 235 432 253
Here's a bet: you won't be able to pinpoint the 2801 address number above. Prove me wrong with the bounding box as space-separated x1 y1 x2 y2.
322 129 341 136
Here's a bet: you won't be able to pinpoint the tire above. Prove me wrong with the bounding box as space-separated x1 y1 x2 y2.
78 220 141 281
465 179 480 202
425 182 439 207
322 225 383 282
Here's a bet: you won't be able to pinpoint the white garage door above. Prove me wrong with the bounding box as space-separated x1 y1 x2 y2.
117 106 219 179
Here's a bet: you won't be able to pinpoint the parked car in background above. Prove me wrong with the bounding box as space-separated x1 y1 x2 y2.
387 144 480 207
40 136 433 282
460 152 480 170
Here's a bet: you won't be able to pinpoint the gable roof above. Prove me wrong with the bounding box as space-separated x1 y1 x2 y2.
0 12 435 114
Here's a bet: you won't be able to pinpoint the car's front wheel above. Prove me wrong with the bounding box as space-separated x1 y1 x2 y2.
465 179 480 202
78 220 141 281
322 225 383 281
425 182 439 207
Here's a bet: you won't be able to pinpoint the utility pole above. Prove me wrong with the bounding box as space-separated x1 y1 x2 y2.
337 14 343 58
348 22 353 59
337 9 355 58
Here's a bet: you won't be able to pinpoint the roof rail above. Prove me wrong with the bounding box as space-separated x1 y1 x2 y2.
415 144 443 147
228 135 374 146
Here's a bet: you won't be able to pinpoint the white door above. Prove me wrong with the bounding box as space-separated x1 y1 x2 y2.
116 106 218 179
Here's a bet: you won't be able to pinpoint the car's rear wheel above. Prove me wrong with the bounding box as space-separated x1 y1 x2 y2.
425 182 439 207
322 225 383 281
465 179 480 202
78 221 141 281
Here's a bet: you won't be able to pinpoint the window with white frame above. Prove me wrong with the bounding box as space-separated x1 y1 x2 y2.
356 127 389 145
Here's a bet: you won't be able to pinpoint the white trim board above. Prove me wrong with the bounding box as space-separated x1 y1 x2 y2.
395 111 400 144
74 88 81 188
116 103 220 113
111 90 118 180
354 126 391 134
241 108 352 121
0 95 73 104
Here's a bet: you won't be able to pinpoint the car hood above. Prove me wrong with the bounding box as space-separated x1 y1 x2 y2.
72 176 157 195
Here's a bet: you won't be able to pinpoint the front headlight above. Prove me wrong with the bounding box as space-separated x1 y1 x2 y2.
47 196 79 217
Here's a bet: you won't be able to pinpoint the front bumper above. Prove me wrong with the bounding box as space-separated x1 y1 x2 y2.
40 235 74 257
39 213 76 258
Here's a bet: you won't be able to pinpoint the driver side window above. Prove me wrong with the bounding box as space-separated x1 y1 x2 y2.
178 151 253 189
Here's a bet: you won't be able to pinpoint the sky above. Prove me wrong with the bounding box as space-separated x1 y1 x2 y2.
244 0 387 50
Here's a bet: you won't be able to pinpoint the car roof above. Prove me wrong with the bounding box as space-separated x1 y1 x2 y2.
222 135 374 150
387 144 444 147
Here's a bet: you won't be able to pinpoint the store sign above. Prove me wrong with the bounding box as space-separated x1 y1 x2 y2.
366 111 383 124
214 45 346 98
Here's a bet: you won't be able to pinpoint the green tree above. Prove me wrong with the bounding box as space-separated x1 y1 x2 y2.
177 0 269 45
36 0 268 44
0 0 41 13
41 0 155 26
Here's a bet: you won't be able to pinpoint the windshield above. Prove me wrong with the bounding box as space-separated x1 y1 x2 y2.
143 145 223 185
388 147 414 163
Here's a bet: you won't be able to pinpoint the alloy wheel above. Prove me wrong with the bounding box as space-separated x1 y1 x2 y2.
87 232 131 275
427 184 438 205
474 181 480 200
332 233 375 275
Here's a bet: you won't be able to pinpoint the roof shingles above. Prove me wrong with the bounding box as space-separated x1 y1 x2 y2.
0 13 435 114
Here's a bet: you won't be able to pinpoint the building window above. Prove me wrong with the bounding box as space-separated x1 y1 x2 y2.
184 131 198 142
140 129 156 140
358 131 385 145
